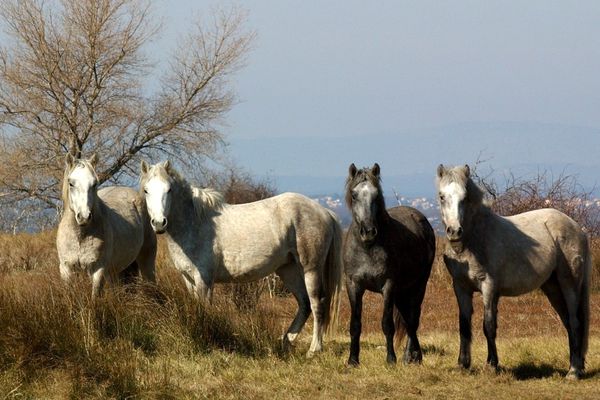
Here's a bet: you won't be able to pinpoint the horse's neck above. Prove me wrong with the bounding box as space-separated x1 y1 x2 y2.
463 205 496 250
167 187 203 239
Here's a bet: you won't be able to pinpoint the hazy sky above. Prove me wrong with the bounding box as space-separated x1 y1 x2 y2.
155 1 600 138
155 1 600 191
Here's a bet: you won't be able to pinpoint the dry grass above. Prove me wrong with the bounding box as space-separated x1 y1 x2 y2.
0 232 599 399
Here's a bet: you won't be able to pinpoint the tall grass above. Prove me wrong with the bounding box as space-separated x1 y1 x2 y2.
0 259 283 398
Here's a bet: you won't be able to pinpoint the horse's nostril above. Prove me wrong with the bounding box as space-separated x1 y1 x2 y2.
446 226 452 235
457 227 463 236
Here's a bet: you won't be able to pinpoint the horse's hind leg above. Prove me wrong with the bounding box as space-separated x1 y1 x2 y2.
556 258 586 379
304 268 327 356
395 287 425 364
276 262 311 348
381 280 397 364
541 274 574 372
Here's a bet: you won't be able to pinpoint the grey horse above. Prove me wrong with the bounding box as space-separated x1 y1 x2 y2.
436 164 591 379
139 160 343 355
57 154 156 296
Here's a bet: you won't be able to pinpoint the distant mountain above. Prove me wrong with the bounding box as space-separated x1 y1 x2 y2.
229 121 600 196
312 194 442 232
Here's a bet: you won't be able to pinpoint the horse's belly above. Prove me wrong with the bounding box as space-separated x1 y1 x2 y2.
216 248 289 283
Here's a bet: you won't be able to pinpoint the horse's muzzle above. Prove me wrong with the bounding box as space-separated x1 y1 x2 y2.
151 218 168 234
75 211 92 226
359 225 378 243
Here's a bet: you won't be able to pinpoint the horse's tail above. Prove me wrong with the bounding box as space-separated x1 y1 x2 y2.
580 238 592 359
322 209 344 335
393 305 407 347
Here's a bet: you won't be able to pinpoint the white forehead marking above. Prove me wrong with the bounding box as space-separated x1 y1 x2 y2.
440 181 466 199
146 174 170 192
69 164 95 186
355 181 377 196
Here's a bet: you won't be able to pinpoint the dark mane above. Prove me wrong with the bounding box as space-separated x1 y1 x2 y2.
345 166 386 210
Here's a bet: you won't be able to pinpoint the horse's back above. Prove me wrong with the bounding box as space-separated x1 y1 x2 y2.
506 208 588 262
387 206 435 258
99 186 151 264
99 186 144 222
212 192 336 281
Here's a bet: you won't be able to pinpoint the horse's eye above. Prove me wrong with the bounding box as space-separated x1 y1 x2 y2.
69 182 74 188
144 189 148 194
351 192 357 200
439 194 445 202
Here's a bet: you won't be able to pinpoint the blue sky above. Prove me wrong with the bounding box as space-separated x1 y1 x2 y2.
154 1 600 194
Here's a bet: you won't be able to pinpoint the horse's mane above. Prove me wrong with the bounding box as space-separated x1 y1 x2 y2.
191 186 224 221
436 166 486 208
345 166 385 210
147 163 225 221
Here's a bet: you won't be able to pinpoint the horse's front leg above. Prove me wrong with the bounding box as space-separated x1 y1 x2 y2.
91 265 106 298
193 267 214 303
381 280 396 364
59 261 73 284
482 283 500 369
347 279 365 366
453 281 473 369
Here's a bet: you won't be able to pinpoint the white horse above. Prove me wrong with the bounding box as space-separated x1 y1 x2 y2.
57 154 157 296
436 164 591 379
139 160 343 355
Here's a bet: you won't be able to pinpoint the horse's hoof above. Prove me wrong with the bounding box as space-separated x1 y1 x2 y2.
403 350 423 365
346 358 360 367
386 356 397 365
566 368 583 380
484 363 500 374
306 350 321 359
458 357 471 370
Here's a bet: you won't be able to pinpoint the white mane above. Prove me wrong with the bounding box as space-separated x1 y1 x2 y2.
191 187 225 220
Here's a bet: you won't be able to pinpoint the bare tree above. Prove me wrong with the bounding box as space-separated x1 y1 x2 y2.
471 160 600 238
0 0 254 214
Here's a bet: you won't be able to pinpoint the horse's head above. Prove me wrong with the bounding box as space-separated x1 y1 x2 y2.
63 153 99 226
436 164 482 252
140 160 175 234
346 162 384 243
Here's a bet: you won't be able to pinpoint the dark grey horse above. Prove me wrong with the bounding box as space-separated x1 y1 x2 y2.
343 163 435 365
437 164 591 379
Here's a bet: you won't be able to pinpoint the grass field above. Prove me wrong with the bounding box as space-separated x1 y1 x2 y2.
0 232 599 399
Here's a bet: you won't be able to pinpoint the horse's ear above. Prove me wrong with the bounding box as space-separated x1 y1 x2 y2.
140 160 149 174
372 163 380 177
348 163 357 178
65 153 74 169
88 153 98 167
163 160 171 174
437 164 445 178
464 164 470 178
